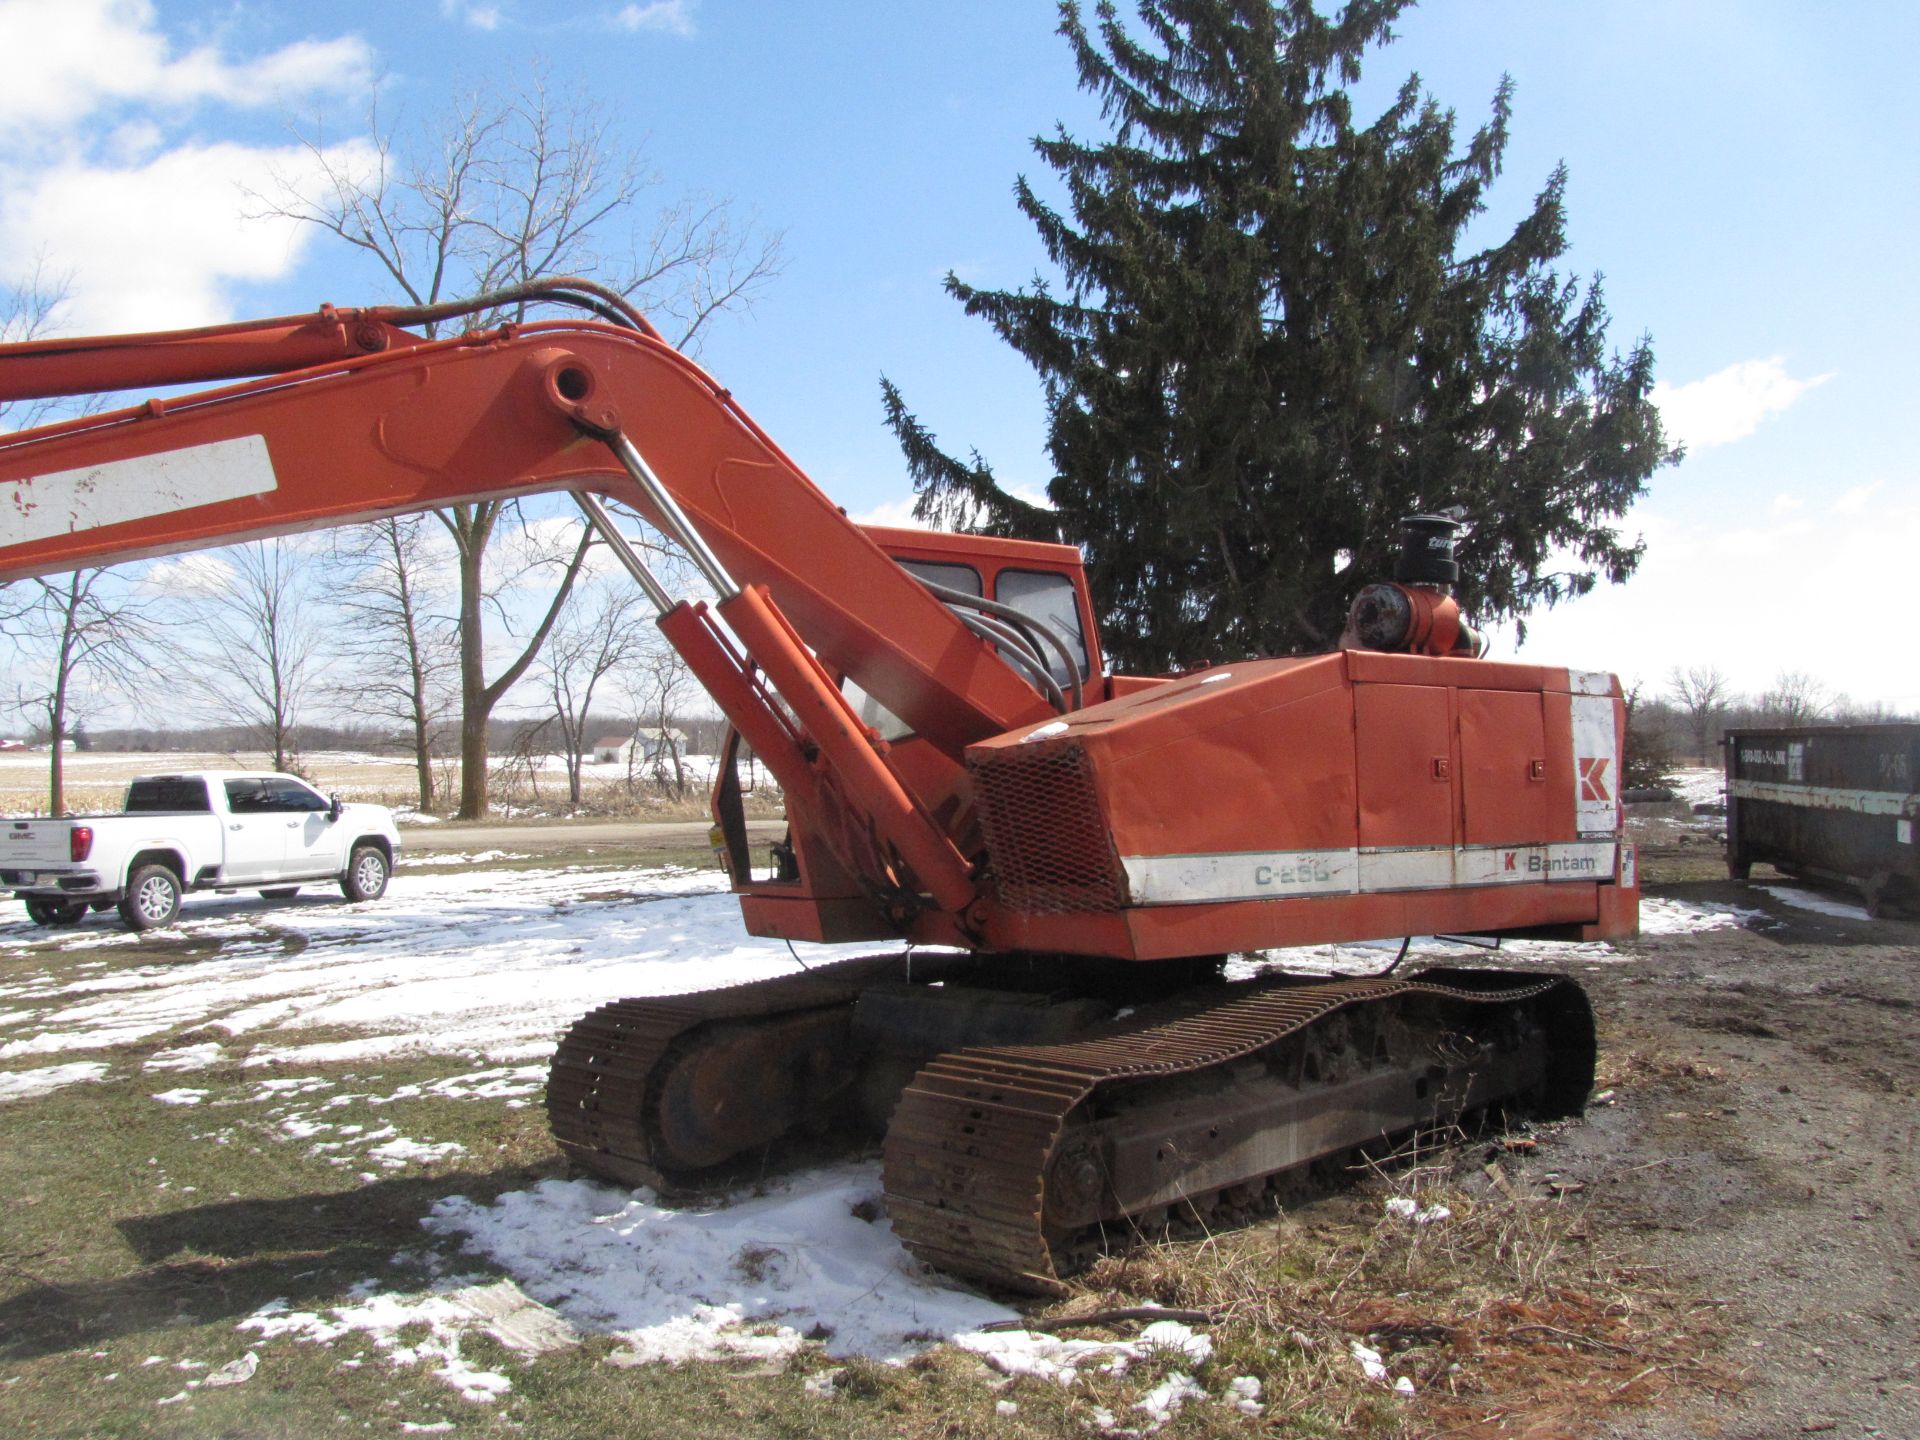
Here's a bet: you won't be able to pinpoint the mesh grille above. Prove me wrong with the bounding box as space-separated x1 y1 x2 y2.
970 741 1127 913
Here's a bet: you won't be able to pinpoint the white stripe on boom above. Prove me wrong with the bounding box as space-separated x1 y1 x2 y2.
0 435 277 549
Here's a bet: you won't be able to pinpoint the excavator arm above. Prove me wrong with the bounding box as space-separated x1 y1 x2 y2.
0 288 1074 931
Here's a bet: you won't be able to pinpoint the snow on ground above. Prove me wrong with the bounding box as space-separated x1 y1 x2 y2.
241 1285 527 1403
0 1059 109 1102
1227 894 1746 981
429 1164 1018 1364
1668 766 1726 809
396 851 531 868
0 853 1783 1398
1757 883 1874 922
0 864 885 1067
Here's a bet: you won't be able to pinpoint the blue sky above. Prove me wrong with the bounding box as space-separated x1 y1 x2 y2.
2 0 1916 708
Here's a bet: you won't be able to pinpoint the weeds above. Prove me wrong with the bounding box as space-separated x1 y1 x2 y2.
990 1136 1726 1439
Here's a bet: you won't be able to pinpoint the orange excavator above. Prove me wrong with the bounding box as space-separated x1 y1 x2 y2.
0 280 1632 1292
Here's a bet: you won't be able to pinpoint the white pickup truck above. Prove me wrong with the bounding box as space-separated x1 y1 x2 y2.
3 772 401 932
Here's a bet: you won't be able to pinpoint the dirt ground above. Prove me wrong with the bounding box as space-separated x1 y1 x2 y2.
1572 819 1920 1439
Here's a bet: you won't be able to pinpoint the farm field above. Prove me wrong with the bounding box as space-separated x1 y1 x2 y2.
0 810 1914 1438
0 749 729 823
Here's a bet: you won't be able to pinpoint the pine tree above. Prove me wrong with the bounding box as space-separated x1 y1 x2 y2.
883 0 1677 672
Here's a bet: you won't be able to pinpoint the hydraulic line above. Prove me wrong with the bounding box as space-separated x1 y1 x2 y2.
918 577 1085 711
955 611 1068 714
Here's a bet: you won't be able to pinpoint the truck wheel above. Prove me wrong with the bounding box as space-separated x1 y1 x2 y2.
24 897 89 927
259 887 300 900
119 864 183 931
340 844 390 903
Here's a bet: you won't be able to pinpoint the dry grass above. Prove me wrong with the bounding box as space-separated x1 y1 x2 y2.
981 1136 1729 1439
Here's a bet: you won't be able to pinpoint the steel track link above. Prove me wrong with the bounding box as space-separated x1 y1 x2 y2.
545 952 921 1189
881 969 1585 1293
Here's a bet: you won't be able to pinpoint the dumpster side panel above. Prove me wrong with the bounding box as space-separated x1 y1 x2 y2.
1726 725 1920 908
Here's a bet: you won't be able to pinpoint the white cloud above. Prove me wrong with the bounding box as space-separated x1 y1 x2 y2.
143 551 235 597
850 495 928 530
0 0 372 138
612 1 696 37
1 138 378 332
0 3 379 334
849 483 1056 534
1496 496 1920 709
1833 480 1883 516
439 1 504 30
1650 357 1831 452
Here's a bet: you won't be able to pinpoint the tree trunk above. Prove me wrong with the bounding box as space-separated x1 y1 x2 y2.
455 510 491 819
47 584 75 815
447 504 592 820
46 704 64 816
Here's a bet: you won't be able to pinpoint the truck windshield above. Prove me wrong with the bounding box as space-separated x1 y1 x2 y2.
125 778 211 812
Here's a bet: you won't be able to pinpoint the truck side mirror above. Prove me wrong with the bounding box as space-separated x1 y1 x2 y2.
328 795 344 823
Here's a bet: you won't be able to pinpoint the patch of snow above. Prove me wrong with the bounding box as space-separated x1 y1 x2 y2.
0 864 900 1068
956 1318 1211 1386
429 1164 1017 1364
145 1042 226 1072
239 1282 563 1404
202 1352 258 1388
1134 1373 1206 1428
1638 897 1760 934
1384 1197 1451 1224
0 1061 109 1102
802 1367 841 1397
1668 767 1726 808
151 1088 207 1106
253 1076 336 1096
1351 1340 1389 1383
1757 884 1873 922
1225 1374 1262 1415
365 1137 465 1170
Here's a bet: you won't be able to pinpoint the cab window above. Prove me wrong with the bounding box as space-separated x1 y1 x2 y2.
261 777 329 812
839 560 986 741
900 560 982 596
996 569 1090 683
223 778 270 813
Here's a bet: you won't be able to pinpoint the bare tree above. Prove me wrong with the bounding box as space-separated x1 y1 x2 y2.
542 579 652 807
167 541 324 772
1667 664 1731 761
623 639 696 798
257 74 782 816
1758 670 1830 726
329 515 459 810
0 262 68 433
5 570 157 813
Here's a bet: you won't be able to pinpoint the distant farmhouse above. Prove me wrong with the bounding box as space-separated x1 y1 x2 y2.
591 729 689 766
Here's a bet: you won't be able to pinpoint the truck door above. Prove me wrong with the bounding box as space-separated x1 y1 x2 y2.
263 777 340 876
219 778 287 883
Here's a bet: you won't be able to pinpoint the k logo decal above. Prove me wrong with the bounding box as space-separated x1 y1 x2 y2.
1579 756 1613 803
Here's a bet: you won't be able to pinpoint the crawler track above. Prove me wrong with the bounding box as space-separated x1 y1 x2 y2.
545 953 922 1190
882 970 1593 1292
547 962 1593 1293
